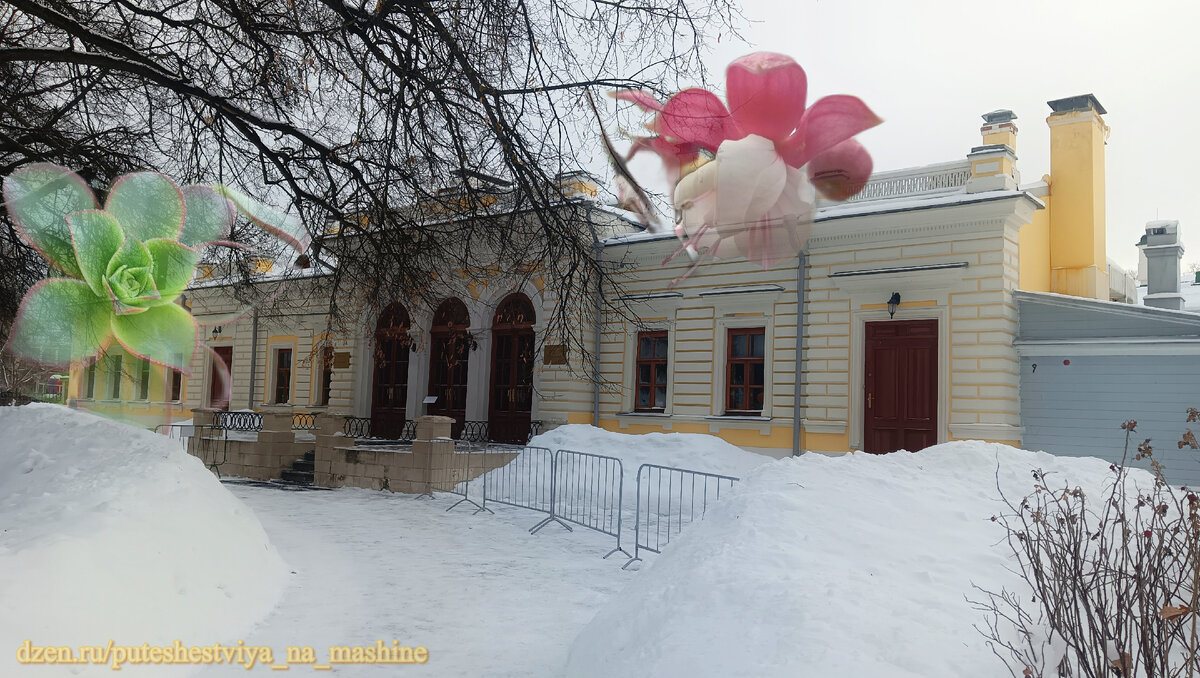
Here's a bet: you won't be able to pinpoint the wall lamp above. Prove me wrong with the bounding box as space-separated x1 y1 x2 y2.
887 292 901 318
211 326 223 340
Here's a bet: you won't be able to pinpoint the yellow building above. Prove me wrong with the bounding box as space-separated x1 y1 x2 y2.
69 95 1127 460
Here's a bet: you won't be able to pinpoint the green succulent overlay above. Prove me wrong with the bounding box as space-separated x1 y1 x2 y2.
3 163 307 374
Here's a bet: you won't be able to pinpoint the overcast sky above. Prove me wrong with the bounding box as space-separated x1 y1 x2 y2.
684 0 1200 272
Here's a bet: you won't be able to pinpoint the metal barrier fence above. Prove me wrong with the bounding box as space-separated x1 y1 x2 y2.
550 450 629 559
154 423 193 449
167 424 230 475
292 413 317 430
479 446 556 518
216 411 262 432
416 447 486 513
624 464 739 569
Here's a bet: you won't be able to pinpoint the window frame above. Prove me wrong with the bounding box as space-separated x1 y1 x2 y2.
109 354 123 399
725 327 766 415
85 362 96 399
273 347 293 404
634 330 669 412
136 360 151 401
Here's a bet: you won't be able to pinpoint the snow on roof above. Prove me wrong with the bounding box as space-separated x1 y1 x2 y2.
602 187 1042 247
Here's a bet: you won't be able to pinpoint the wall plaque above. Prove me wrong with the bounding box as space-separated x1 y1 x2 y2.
333 351 351 369
543 344 567 365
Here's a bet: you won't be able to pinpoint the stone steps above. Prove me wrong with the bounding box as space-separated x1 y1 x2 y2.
278 449 315 486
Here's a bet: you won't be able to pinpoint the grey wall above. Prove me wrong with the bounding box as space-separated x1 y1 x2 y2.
1020 355 1200 487
1017 299 1200 340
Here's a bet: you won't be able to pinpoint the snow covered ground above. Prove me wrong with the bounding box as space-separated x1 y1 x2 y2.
568 441 1154 678
0 404 287 677
2 406 1163 677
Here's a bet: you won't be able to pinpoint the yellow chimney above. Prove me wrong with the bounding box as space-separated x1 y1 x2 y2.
965 110 1019 193
981 109 1018 150
1046 94 1109 299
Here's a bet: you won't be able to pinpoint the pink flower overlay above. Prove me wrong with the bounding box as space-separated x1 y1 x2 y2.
614 52 881 281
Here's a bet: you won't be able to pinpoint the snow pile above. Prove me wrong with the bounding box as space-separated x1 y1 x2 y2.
567 441 1147 678
526 424 771 493
0 404 287 672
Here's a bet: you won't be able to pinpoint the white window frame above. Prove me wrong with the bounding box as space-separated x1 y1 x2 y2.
709 295 779 419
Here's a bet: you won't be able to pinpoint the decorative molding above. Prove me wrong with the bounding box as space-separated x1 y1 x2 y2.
837 160 972 204
619 291 684 301
949 423 1024 442
802 419 847 434
808 215 1011 249
698 284 786 297
830 262 970 278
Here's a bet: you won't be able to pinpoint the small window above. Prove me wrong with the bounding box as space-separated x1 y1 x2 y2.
635 331 669 411
85 363 96 399
274 348 293 404
169 352 183 402
170 370 183 402
726 327 765 414
137 360 151 400
109 355 123 399
317 346 334 406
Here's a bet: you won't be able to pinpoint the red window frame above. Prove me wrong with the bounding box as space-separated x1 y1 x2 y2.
725 327 766 414
274 348 293 404
635 330 669 412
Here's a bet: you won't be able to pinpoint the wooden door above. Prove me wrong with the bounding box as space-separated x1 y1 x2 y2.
370 302 411 440
864 319 938 453
428 298 470 438
488 294 535 444
208 346 233 410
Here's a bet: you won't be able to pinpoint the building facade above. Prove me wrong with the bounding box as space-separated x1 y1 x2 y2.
71 93 1191 464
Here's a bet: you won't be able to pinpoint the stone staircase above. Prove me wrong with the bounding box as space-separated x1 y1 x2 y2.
279 450 315 486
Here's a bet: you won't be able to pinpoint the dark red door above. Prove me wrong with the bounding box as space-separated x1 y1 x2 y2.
428 298 470 438
371 302 411 440
488 294 535 444
864 319 937 453
208 346 233 410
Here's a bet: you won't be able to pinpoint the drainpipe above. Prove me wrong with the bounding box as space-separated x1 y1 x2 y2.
592 242 602 428
792 252 806 457
247 308 259 409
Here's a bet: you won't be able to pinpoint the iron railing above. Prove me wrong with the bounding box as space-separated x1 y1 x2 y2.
292 413 317 430
624 463 739 569
216 410 262 432
344 417 541 446
343 417 417 442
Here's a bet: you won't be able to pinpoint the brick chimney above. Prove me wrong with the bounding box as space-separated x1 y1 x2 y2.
1142 220 1185 311
965 109 1019 193
1047 94 1109 299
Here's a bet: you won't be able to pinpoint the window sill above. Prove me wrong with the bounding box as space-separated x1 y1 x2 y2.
618 411 670 417
704 414 771 422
